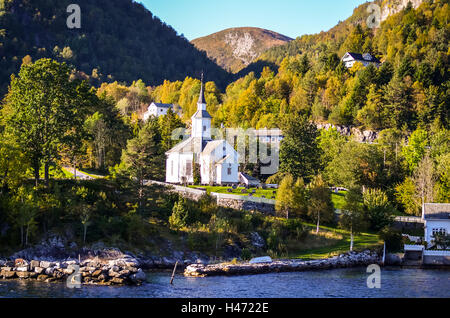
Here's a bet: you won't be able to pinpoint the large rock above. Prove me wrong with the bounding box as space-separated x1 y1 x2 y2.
249 256 272 264
250 232 266 249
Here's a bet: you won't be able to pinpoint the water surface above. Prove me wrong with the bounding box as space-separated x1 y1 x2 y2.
0 267 448 298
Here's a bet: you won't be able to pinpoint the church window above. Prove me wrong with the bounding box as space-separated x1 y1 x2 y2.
203 126 206 132
186 160 192 176
227 167 232 175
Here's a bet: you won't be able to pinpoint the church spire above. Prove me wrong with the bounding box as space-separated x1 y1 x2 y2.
198 72 206 104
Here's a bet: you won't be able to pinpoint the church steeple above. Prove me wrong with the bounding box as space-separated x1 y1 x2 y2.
191 72 212 140
198 72 206 105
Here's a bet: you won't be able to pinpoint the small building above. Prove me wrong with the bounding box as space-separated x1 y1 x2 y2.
254 128 284 145
422 203 450 248
404 203 450 265
143 102 174 121
239 172 261 188
341 52 381 69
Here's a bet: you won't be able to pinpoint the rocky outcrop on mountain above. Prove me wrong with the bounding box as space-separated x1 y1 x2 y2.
192 27 292 73
316 123 379 143
380 0 424 22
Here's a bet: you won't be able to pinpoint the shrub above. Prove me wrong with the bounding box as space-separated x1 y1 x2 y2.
379 227 404 252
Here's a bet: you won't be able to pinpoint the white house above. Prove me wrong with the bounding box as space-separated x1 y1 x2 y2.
165 79 239 185
341 52 381 69
143 102 174 121
404 203 450 265
254 128 284 145
422 203 450 247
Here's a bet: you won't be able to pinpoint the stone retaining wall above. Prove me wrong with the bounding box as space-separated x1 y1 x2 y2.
146 180 276 215
184 250 381 277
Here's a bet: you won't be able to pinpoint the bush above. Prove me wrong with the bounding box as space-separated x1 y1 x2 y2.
379 227 404 252
241 248 252 261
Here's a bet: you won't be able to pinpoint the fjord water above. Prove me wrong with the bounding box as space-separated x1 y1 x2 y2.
1 267 448 298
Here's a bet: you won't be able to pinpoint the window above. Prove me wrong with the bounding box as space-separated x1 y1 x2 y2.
432 228 447 236
203 126 206 132
186 160 192 176
227 167 232 175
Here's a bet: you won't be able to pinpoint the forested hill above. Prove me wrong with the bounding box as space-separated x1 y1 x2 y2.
0 0 231 96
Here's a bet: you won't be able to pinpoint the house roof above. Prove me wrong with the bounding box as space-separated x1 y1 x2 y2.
216 155 231 165
239 172 260 182
423 203 450 220
254 129 284 137
151 102 173 108
165 137 209 155
344 52 381 64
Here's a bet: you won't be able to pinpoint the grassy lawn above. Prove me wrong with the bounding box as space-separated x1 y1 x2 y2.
189 185 278 199
287 222 382 260
331 191 347 210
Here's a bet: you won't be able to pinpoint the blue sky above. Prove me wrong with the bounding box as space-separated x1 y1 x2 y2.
139 0 369 40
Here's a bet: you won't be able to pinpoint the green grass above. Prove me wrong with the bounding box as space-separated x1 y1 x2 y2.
288 222 382 260
331 191 347 210
189 185 278 199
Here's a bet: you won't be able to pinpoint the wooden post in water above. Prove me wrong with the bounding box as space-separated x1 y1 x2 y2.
170 261 178 285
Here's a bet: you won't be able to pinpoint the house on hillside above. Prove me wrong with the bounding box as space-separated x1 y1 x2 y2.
341 52 381 69
143 102 179 121
254 128 284 145
165 77 239 185
404 203 450 265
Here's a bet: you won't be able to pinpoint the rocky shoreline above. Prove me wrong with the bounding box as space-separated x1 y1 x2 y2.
0 256 146 286
184 250 381 277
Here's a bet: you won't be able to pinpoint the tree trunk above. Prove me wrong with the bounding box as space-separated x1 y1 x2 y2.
34 160 40 187
25 224 29 246
83 224 87 244
350 232 354 251
316 212 320 234
20 226 24 247
44 162 50 186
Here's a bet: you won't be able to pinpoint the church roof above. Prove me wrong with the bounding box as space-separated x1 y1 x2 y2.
202 140 225 156
165 137 210 155
192 109 212 119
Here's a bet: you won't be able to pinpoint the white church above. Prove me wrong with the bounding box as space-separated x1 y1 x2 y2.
165 79 239 185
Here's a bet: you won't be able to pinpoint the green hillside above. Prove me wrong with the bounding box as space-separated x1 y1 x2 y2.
0 0 231 96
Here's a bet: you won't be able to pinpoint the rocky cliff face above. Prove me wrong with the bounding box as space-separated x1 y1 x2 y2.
380 0 424 21
316 123 379 144
192 27 292 73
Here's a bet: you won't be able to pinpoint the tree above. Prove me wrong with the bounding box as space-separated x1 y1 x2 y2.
402 129 428 173
395 177 421 216
120 117 164 209
413 154 436 206
279 114 321 182
169 198 189 229
275 174 295 219
2 58 91 186
307 175 334 233
70 186 92 245
339 188 368 251
363 188 394 231
9 187 38 247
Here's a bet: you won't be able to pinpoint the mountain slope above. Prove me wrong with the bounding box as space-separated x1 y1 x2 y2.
257 0 425 65
191 27 293 73
0 0 231 96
